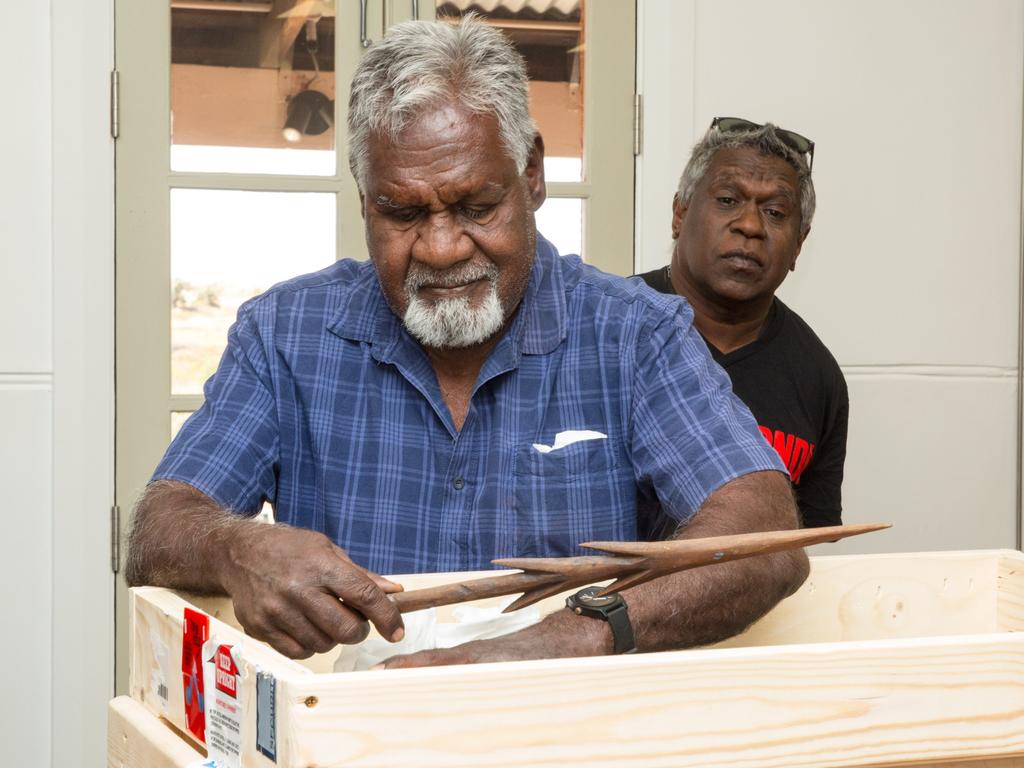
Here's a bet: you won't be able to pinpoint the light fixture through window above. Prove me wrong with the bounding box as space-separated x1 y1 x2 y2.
283 90 333 143
282 16 333 143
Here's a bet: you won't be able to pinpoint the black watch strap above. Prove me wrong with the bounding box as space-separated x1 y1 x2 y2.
566 586 637 654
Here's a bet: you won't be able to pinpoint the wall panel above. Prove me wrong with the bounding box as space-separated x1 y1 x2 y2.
0 2 52 372
0 386 53 765
810 374 1017 556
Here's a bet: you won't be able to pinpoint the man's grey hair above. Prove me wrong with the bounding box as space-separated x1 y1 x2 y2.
676 123 816 235
347 15 537 191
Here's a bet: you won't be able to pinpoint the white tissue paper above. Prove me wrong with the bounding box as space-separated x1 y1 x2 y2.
333 597 541 672
532 429 607 454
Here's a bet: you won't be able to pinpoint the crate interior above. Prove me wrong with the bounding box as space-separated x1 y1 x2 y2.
179 550 1023 674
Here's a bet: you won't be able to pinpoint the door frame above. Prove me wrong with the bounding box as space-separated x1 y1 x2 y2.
51 0 117 761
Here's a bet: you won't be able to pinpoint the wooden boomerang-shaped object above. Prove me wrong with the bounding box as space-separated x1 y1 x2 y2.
390 522 890 614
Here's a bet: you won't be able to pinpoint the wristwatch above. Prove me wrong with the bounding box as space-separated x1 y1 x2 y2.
565 586 637 654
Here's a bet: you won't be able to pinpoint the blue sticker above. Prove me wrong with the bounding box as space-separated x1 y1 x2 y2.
256 671 277 762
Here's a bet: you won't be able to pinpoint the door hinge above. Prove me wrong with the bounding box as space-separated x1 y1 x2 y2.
633 92 643 156
111 504 121 574
110 69 120 140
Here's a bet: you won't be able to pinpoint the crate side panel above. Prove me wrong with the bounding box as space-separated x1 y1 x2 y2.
130 588 190 733
129 587 311 766
280 635 1024 768
107 695 204 767
716 551 1001 648
997 553 1024 632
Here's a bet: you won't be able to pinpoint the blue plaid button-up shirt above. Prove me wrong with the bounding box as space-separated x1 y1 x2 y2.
154 236 784 574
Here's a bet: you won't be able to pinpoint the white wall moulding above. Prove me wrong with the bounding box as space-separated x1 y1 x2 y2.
124 550 1024 767
0 373 54 388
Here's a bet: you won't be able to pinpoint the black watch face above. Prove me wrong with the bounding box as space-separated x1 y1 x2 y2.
577 586 620 608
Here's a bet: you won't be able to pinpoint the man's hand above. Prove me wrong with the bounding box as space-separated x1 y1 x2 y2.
126 480 405 659
219 524 405 659
376 638 526 670
375 608 612 669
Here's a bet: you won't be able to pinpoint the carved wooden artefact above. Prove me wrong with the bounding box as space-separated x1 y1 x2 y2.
392 523 890 613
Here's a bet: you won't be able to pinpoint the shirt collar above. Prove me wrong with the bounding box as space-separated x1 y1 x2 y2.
325 234 567 358
325 260 388 343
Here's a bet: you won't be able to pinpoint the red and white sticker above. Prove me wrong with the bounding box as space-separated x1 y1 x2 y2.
203 640 244 768
181 608 210 743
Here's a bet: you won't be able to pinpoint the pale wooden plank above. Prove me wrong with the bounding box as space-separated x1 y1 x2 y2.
997 552 1024 632
280 633 1024 768
897 759 1024 768
717 551 1003 648
107 696 203 768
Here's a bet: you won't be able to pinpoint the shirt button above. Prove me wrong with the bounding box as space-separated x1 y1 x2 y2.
452 477 465 491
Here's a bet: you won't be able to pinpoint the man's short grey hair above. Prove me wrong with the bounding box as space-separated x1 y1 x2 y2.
347 15 537 192
676 123 816 235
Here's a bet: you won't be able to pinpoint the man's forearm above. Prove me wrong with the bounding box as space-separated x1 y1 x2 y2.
623 470 808 651
526 471 807 654
125 479 245 594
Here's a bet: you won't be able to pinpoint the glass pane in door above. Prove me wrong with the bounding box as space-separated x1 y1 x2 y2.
170 188 337 394
535 196 583 259
171 411 192 440
435 1 584 182
170 1 337 175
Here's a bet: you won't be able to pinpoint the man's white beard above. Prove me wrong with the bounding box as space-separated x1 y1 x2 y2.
402 262 505 349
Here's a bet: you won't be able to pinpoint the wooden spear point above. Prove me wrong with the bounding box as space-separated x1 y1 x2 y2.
389 523 890 615
578 522 891 597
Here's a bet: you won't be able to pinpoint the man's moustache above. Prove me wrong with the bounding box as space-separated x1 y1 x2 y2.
405 262 498 291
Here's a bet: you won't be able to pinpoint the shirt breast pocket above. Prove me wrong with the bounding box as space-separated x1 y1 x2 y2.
512 441 633 557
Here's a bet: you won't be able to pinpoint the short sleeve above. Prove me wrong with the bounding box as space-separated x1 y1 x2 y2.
152 303 280 514
795 370 849 527
630 303 786 525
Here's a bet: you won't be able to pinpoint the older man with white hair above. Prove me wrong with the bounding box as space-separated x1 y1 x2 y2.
127 18 807 668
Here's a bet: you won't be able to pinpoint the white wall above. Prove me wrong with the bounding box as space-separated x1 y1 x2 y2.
1 1 115 766
637 0 1023 554
1 1 55 762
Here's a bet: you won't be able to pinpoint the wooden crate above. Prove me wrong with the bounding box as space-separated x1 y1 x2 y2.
120 550 1024 768
108 695 204 767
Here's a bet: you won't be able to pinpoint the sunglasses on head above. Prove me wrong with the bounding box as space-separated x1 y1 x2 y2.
711 116 815 172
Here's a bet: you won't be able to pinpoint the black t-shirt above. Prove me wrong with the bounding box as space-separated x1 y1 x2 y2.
636 266 848 528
